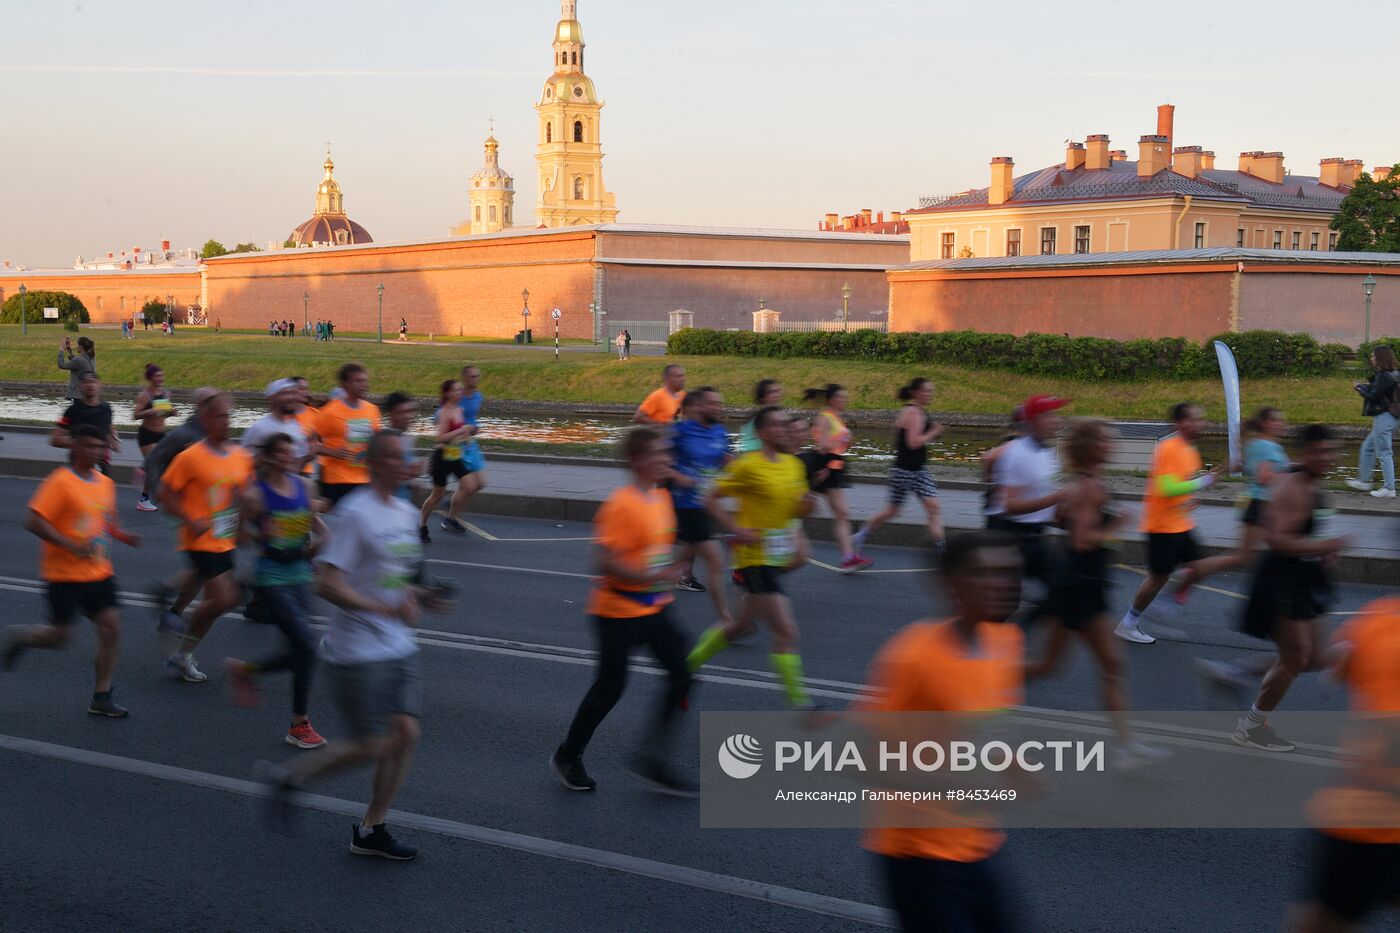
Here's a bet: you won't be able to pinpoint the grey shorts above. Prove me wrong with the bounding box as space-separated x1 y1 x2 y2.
889 467 938 506
325 652 422 739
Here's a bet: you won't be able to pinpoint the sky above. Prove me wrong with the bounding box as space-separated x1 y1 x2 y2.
2 0 1396 267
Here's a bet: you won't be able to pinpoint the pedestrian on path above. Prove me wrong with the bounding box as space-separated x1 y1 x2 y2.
1115 402 1219 644
634 364 686 425
56 335 96 400
1347 344 1400 499
614 331 626 361
399 317 408 341
3 425 141 718
623 329 631 359
260 428 446 860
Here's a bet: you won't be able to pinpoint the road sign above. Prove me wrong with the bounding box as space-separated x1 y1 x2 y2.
551 308 562 321
42 307 59 320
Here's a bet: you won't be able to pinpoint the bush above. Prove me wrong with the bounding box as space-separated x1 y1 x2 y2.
0 289 89 325
666 328 1347 381
1357 338 1400 367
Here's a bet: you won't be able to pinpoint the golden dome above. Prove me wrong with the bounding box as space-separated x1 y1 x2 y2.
556 19 583 44
541 73 596 104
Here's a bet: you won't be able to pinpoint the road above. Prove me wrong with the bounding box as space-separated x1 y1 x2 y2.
0 474 1395 933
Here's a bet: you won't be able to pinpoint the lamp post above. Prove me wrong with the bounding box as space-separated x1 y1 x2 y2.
521 288 531 343
18 283 27 336
1364 274 1377 345
302 291 309 336
841 281 852 332
376 283 384 343
167 294 174 327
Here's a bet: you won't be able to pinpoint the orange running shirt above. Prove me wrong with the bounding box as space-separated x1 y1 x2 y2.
587 484 676 619
861 620 1025 862
295 407 319 474
1141 434 1202 534
162 441 254 553
637 387 685 425
29 467 117 583
316 398 381 485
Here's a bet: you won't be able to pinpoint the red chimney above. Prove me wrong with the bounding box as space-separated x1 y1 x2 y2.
1157 104 1175 167
161 238 171 252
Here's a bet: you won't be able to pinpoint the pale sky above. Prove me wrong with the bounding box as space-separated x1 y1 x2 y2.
2 0 1395 267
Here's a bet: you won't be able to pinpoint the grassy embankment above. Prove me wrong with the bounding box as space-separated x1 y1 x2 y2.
0 326 1368 425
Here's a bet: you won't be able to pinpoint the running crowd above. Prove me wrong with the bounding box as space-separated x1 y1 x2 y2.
5 354 1398 931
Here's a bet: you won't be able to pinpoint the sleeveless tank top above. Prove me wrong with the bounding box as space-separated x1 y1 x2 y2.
893 407 932 470
255 476 313 586
816 409 851 455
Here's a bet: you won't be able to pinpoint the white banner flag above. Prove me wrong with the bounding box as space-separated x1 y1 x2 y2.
1213 340 1242 475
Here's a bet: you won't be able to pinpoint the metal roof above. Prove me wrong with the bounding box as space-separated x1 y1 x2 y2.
0 265 200 277
891 247 1400 273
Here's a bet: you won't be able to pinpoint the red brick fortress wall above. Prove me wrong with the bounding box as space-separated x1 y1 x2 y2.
1237 268 1400 344
0 270 203 325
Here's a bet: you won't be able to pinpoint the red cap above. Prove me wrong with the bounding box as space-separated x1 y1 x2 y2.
1022 395 1069 419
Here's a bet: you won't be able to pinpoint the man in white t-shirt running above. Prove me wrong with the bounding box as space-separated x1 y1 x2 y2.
259 429 447 861
241 378 311 470
985 395 1068 592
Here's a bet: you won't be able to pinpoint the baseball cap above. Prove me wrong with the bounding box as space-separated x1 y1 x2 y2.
1021 395 1070 419
265 378 298 398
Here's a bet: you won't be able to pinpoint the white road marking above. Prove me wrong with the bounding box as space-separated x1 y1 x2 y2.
0 733 894 929
426 558 595 580
1109 563 1359 616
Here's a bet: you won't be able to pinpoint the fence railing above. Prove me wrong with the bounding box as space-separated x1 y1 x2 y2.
603 319 670 346
769 319 889 333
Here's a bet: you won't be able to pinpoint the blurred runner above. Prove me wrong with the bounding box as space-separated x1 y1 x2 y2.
853 377 945 552
802 384 870 572
133 364 174 510
738 379 783 454
51 372 119 475
634 364 686 425
381 391 422 503
241 378 311 468
985 395 1067 608
669 387 734 621
315 362 381 509
452 364 488 523
418 379 475 542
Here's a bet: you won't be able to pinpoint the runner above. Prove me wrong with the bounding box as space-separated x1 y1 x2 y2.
418 379 475 542
142 388 219 614
852 377 946 551
980 407 1025 521
133 364 174 510
860 530 1025 932
801 384 871 572
291 376 319 478
51 372 119 475
550 425 694 795
1292 596 1400 931
380 391 422 503
1231 424 1346 752
738 379 783 453
669 387 734 625
985 395 1068 600
3 425 141 717
634 364 686 425
1027 419 1169 770
453 364 488 516
1115 401 1218 644
241 378 311 469
156 390 254 683
314 362 381 510
225 433 328 747
1171 406 1288 601
687 406 816 709
260 429 443 859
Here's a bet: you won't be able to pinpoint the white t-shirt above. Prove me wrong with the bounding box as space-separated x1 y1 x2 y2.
988 435 1060 524
241 412 309 462
315 488 422 664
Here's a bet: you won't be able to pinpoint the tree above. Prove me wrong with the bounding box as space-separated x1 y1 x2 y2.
957 245 975 258
201 239 229 259
140 298 170 323
283 239 296 249
1331 165 1400 252
0 289 89 325
231 242 261 254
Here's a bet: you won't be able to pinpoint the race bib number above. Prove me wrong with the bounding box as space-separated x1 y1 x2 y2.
695 468 716 500
380 539 422 591
643 545 671 593
762 523 798 565
442 443 462 462
152 398 172 412
212 508 238 540
347 419 372 461
1311 508 1339 541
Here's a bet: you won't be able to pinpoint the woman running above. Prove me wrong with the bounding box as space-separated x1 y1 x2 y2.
134 365 175 511
418 379 477 542
802 384 870 572
852 377 945 551
738 379 783 453
225 432 328 749
1028 418 1168 769
1171 406 1287 602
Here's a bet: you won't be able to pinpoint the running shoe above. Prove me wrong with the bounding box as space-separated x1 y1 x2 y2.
676 576 707 593
1195 658 1258 692
255 760 300 836
731 570 744 588
87 691 129 718
136 497 158 513
2 628 26 671
1232 722 1296 752
839 555 875 573
224 659 262 708
351 824 417 861
550 748 597 792
1371 488 1396 499
1112 740 1173 772
165 654 208 683
1113 620 1156 644
440 516 467 535
628 758 699 798
419 525 432 544
851 528 869 552
285 721 327 749
1345 479 1373 492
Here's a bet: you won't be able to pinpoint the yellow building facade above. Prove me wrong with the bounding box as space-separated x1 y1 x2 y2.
534 0 618 226
906 104 1375 262
453 133 515 235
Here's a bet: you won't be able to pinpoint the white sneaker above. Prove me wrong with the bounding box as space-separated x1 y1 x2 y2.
1114 620 1156 644
1370 487 1396 499
165 654 207 683
136 498 158 512
1345 479 1373 492
1112 739 1173 772
851 528 869 552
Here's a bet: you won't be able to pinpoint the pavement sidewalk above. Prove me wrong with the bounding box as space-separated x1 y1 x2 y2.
1 424 1396 585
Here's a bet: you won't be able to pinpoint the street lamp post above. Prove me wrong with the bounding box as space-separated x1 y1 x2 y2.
376 283 384 343
521 288 531 343
303 291 309 337
1364 274 1377 345
841 281 852 332
167 294 174 327
18 283 27 336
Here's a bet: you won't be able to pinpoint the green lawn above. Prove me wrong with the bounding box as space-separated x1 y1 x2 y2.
0 326 1370 424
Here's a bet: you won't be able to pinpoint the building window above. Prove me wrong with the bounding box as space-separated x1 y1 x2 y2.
574 177 585 200
1194 222 1206 248
573 120 584 143
1006 229 1021 257
504 206 512 225
1329 232 1339 250
1310 231 1320 251
475 206 481 221
571 51 577 65
940 232 955 259
546 124 552 143
1272 230 1283 249
1291 231 1301 250
1040 227 1057 255
120 296 126 311
1074 224 1091 254
488 204 497 223
1236 228 1246 247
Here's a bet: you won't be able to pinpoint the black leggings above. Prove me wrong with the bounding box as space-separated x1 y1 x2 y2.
880 852 1018 933
253 584 317 717
560 608 691 760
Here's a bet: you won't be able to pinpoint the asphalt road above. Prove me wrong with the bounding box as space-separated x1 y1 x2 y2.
0 474 1396 933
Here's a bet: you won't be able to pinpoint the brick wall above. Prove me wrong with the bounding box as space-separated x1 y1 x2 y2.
0 271 202 324
1238 270 1400 344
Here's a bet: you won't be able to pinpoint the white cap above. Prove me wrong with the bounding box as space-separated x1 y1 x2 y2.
265 378 298 398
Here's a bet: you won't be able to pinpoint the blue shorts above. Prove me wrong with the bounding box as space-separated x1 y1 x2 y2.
462 444 486 474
